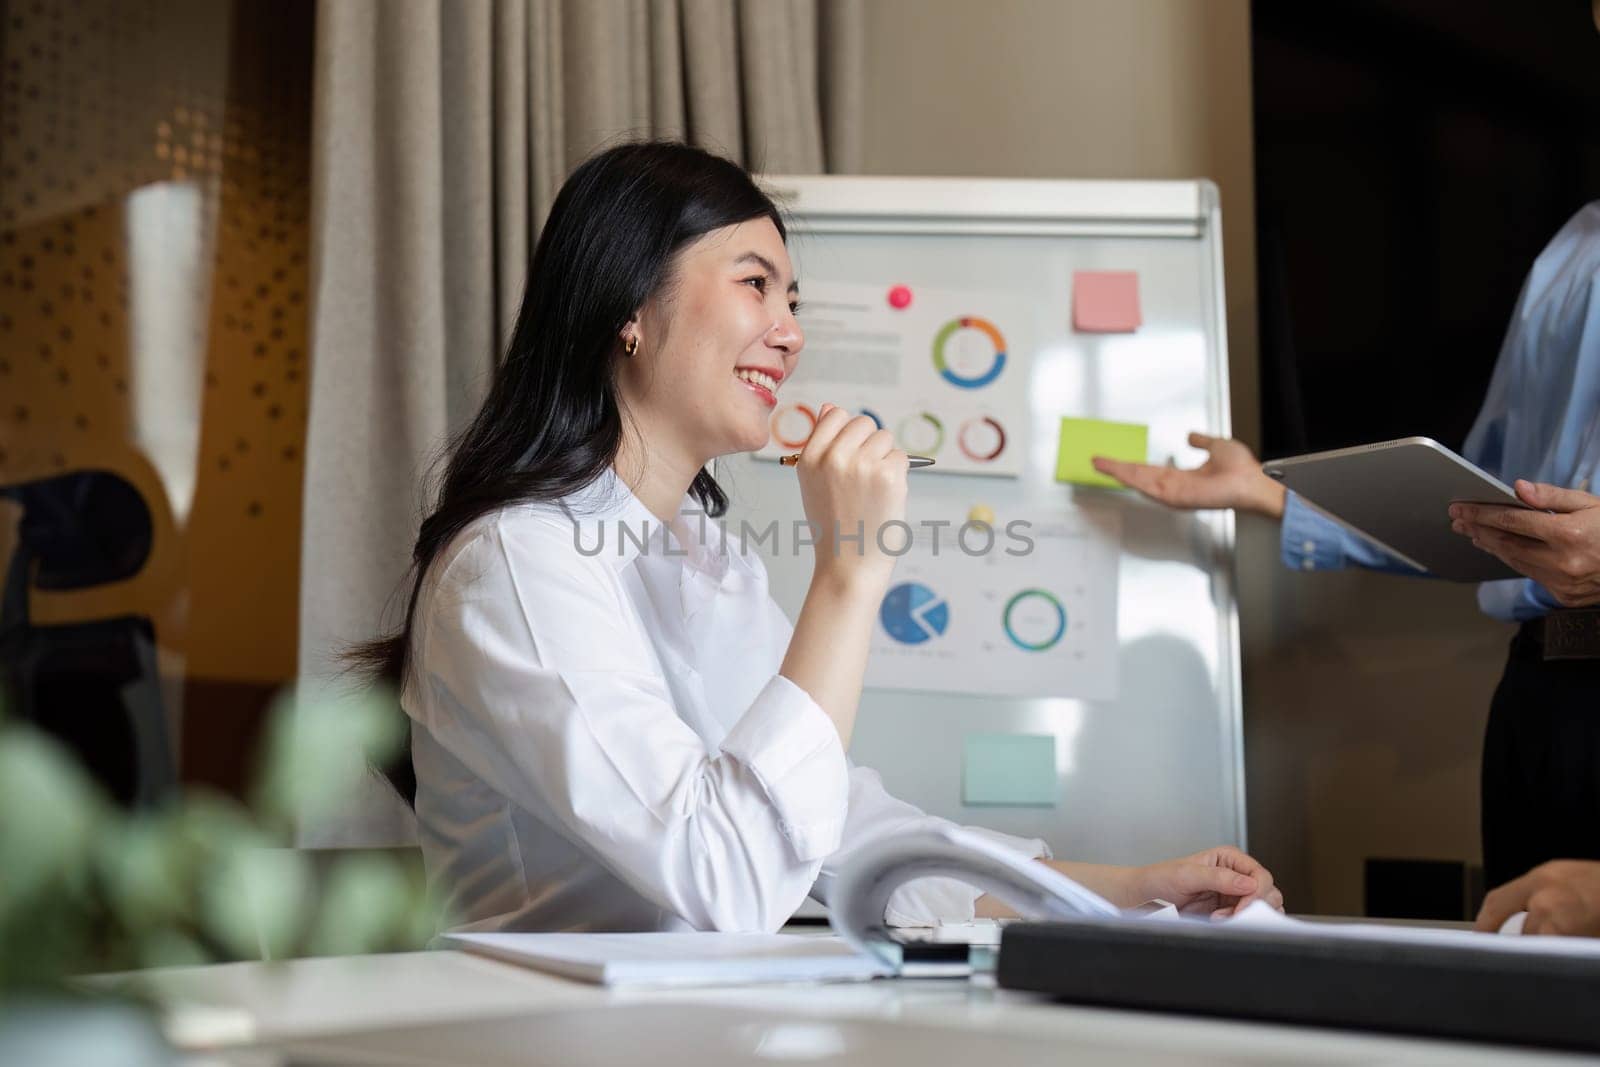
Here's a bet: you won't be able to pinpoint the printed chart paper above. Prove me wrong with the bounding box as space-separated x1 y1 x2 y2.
864 499 1121 700
757 281 1033 477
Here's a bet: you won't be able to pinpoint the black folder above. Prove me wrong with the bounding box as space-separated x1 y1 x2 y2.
997 919 1600 1053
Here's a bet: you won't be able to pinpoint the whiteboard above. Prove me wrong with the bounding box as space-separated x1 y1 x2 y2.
717 176 1245 864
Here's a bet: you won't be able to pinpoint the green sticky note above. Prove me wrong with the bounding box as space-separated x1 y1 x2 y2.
1055 416 1148 487
963 733 1056 807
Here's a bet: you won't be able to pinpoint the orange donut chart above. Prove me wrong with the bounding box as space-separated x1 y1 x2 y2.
957 416 1007 462
770 402 818 449
932 315 1007 389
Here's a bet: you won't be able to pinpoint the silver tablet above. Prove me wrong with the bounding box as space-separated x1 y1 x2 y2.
1261 436 1528 582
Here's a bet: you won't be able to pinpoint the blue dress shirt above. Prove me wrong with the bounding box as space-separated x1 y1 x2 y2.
1279 201 1600 622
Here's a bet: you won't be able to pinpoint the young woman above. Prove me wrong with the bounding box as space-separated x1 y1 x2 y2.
361 141 1284 933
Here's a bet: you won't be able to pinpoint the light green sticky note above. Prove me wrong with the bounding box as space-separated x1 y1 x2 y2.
963 733 1056 807
1055 416 1148 488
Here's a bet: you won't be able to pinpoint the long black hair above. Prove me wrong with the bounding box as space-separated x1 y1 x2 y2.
349 141 787 804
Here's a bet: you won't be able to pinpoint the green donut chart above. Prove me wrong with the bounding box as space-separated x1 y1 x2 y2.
1003 588 1067 652
932 316 1008 389
895 412 944 455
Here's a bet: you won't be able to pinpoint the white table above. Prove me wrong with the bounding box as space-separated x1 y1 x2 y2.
106 947 1594 1066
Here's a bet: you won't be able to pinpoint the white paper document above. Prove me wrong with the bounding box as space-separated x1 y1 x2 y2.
830 825 1121 966
756 281 1034 477
452 831 1600 992
444 931 890 988
1225 900 1600 959
865 500 1121 700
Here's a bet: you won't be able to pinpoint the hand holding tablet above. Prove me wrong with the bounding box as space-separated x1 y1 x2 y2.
1261 437 1531 582
1449 479 1600 606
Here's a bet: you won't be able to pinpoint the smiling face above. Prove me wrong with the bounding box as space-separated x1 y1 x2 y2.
618 218 804 467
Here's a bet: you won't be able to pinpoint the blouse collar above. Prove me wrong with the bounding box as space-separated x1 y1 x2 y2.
560 468 731 579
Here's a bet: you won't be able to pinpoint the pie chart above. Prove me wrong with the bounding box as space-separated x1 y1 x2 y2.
879 582 950 645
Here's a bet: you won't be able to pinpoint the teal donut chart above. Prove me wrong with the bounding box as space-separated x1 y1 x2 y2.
1003 588 1067 652
931 316 1008 389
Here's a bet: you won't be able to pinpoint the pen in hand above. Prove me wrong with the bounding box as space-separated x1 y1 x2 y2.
778 453 935 469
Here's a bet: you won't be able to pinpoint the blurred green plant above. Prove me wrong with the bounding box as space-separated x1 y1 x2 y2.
0 688 445 993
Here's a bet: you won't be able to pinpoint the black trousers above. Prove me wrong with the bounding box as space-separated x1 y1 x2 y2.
1481 622 1600 890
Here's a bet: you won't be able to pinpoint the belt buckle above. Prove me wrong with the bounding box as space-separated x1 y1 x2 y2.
1542 609 1600 660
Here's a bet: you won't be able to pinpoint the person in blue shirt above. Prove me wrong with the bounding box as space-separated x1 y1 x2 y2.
1094 201 1600 892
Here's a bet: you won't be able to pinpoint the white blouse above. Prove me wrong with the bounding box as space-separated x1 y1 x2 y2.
402 470 1046 933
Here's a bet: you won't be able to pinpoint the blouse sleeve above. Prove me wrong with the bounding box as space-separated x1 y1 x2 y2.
410 515 849 932
747 596 1049 927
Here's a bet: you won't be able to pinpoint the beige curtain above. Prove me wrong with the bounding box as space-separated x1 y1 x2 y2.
298 0 865 846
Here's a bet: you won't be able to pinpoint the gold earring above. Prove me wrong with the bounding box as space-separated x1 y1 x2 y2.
623 335 638 356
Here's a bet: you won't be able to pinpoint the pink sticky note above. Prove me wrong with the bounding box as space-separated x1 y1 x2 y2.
1072 271 1142 333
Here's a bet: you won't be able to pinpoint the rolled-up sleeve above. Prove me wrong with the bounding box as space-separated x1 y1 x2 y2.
412 517 848 932
719 676 849 861
752 602 1048 927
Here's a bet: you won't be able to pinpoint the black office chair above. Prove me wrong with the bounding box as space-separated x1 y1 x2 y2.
0 470 175 806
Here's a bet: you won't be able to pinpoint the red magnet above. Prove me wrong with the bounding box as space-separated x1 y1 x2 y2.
887 285 913 310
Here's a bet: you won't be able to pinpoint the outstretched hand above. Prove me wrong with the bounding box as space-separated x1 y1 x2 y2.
1450 480 1600 607
1092 433 1287 519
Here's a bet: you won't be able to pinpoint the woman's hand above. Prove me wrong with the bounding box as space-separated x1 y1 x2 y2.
1091 433 1287 519
795 403 908 589
780 403 907 747
1123 846 1285 918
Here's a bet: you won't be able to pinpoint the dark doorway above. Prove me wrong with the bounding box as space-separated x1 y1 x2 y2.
1252 1 1600 458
